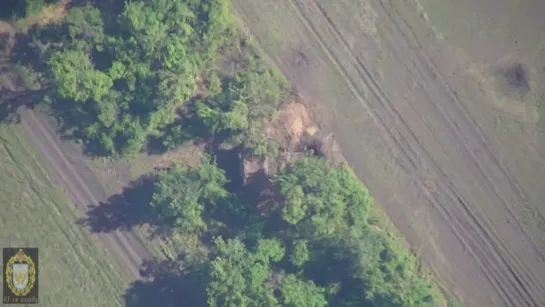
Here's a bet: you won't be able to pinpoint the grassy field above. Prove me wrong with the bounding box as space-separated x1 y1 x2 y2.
0 123 129 306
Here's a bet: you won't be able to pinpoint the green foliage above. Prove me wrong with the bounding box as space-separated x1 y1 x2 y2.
279 274 327 307
237 121 280 158
324 228 437 307
273 157 439 306
25 0 48 17
206 237 283 307
192 50 290 158
49 49 112 103
66 6 105 44
275 157 371 236
206 237 327 307
44 0 233 156
150 155 229 233
289 240 310 268
143 155 442 307
18 0 288 158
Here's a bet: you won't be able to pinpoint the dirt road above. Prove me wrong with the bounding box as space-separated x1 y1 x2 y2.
19 109 153 282
232 0 545 306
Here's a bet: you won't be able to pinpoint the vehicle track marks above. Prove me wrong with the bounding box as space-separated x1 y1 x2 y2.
19 109 153 282
286 0 545 305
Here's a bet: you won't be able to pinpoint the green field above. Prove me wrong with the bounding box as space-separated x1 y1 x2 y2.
0 124 128 306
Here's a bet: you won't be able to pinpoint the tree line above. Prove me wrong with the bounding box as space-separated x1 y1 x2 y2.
136 156 441 306
19 0 287 157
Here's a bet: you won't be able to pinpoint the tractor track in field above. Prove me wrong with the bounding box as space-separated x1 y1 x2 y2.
19 109 153 282
371 2 545 305
233 0 545 305
299 0 545 305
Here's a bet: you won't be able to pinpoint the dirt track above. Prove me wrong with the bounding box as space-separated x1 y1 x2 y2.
19 109 152 282
232 0 545 306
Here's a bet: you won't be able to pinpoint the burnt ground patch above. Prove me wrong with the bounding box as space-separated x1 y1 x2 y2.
495 63 531 96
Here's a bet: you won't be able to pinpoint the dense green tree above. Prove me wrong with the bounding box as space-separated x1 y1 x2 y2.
289 239 310 268
143 155 440 306
275 157 371 236
206 237 328 307
272 157 440 306
279 274 327 307
150 156 229 233
311 228 437 307
206 237 282 307
44 0 233 156
194 58 289 157
66 5 105 44
126 152 442 307
48 49 112 103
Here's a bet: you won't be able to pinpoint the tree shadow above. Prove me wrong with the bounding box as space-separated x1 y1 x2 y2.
147 100 212 155
71 0 126 16
205 143 254 233
210 142 244 194
0 79 47 123
0 20 68 123
76 174 157 233
0 89 24 123
10 22 67 70
125 258 208 307
0 0 25 20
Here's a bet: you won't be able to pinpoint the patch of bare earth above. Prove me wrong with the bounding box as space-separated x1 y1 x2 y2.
0 22 13 35
231 0 545 306
91 143 205 196
13 0 70 33
265 100 342 169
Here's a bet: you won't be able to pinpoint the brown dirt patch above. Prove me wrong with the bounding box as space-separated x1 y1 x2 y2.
267 101 319 149
6 0 70 34
90 143 205 195
39 0 70 25
0 22 14 35
264 100 344 168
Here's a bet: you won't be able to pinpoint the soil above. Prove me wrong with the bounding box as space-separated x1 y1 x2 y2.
267 101 319 150
231 0 545 306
